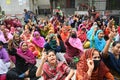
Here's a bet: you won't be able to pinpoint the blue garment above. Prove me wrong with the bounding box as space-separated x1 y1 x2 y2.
87 24 98 40
44 43 61 52
24 11 32 23
90 30 106 52
95 30 106 51
87 27 94 40
103 52 120 74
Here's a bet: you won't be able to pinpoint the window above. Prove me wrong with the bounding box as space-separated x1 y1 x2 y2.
106 0 120 10
66 0 75 8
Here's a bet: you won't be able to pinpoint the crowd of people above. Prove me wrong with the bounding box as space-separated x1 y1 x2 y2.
0 7 120 80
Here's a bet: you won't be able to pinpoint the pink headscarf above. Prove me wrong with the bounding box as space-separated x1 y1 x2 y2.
17 41 36 64
32 31 45 48
0 30 13 43
68 37 84 52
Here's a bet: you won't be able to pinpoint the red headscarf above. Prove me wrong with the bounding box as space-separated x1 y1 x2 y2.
76 48 110 80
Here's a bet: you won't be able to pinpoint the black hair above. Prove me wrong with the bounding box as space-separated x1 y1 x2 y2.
112 41 120 47
47 50 56 55
57 34 62 41
81 28 86 32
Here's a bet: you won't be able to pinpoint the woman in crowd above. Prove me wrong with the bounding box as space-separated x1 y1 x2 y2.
40 26 49 38
60 25 71 42
77 28 87 43
44 33 61 52
0 25 13 48
20 29 31 41
8 32 21 64
64 31 84 66
7 41 39 80
31 31 45 58
76 48 114 80
89 29 106 52
36 50 74 80
57 34 66 53
0 41 11 80
102 31 120 79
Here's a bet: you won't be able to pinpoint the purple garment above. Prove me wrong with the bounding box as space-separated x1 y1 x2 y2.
32 31 45 48
17 48 36 65
64 39 83 63
0 48 10 63
17 41 36 64
0 30 13 43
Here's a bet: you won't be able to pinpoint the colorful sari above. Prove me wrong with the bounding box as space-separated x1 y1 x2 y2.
60 26 71 42
77 29 87 43
17 41 36 65
90 30 106 52
76 48 114 80
42 61 70 80
31 31 45 58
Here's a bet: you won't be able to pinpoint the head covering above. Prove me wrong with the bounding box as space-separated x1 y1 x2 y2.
68 37 84 52
57 6 60 9
12 32 21 48
60 26 70 42
32 31 45 48
0 30 13 43
93 30 106 52
0 46 10 63
49 34 57 50
77 28 87 43
76 48 110 80
87 22 98 40
17 41 36 64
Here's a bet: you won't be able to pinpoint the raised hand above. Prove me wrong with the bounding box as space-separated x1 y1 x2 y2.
41 52 48 62
108 31 116 40
87 59 94 71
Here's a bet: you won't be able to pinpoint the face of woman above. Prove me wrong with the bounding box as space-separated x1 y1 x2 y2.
112 43 120 56
35 34 40 39
92 50 101 60
47 51 57 65
92 50 101 70
98 32 104 39
14 35 20 42
21 43 28 52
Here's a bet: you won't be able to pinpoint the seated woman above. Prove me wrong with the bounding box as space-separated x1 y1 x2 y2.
7 41 39 80
0 41 11 80
64 31 84 66
76 48 114 80
31 31 45 58
77 28 87 43
0 25 13 48
102 31 120 79
89 29 106 52
20 29 31 41
8 32 21 64
36 50 74 80
44 33 61 52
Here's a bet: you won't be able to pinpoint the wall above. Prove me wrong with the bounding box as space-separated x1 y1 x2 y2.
0 0 30 15
38 0 50 9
